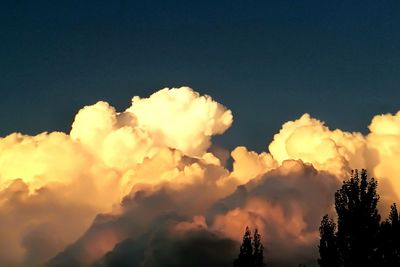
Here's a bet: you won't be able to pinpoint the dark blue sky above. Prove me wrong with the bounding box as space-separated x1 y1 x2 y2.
1 0 399 151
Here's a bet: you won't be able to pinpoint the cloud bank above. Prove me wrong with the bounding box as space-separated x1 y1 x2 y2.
0 87 399 267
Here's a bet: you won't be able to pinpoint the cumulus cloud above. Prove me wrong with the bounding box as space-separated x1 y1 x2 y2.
267 112 400 210
0 87 233 267
367 111 400 207
0 87 399 267
95 224 238 267
268 113 368 177
45 157 235 267
70 87 233 171
0 131 121 267
44 159 339 267
210 160 340 266
230 146 278 184
125 87 233 157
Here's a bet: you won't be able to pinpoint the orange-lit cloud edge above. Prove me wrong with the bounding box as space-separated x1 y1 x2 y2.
0 87 399 267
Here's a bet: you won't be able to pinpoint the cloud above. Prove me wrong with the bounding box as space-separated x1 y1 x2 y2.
230 146 278 184
0 87 232 267
0 179 108 267
44 156 235 267
268 113 367 177
93 217 238 267
125 87 233 157
45 159 339 267
367 111 400 207
267 112 400 211
210 160 340 266
69 87 232 172
0 132 121 267
0 87 399 267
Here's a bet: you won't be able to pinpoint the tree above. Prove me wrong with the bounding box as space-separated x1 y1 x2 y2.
318 215 339 267
379 203 400 266
318 169 382 267
234 227 253 267
334 169 381 267
234 227 266 267
253 229 266 267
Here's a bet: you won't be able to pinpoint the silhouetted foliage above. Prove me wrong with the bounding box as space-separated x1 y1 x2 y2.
318 215 339 267
379 203 400 266
253 229 266 267
318 169 381 267
234 227 253 267
234 227 265 267
335 169 381 266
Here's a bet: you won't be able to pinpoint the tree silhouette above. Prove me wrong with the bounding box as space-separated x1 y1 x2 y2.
318 169 381 267
318 215 339 267
234 227 253 267
253 229 266 267
334 169 381 267
379 203 400 266
234 227 266 267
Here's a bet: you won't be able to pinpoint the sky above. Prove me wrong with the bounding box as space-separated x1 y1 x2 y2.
1 0 400 151
1 1 400 267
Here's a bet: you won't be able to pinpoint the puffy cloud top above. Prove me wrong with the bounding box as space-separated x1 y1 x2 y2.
369 111 400 135
126 87 233 156
0 87 400 267
70 87 233 170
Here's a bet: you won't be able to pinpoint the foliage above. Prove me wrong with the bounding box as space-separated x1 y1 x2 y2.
319 169 382 266
318 215 339 267
379 203 400 266
334 169 381 266
234 227 266 267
